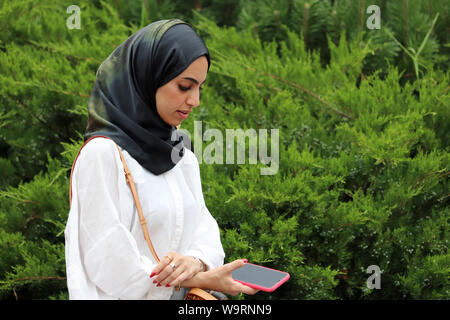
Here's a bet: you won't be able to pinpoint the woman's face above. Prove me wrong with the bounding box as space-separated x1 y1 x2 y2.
155 56 208 127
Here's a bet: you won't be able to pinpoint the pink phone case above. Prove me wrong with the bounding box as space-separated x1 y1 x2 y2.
233 262 290 292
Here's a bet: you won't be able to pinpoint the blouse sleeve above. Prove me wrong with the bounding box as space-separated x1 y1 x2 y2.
74 138 155 299
182 150 225 270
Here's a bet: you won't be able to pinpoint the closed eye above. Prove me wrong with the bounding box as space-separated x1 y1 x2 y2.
179 85 204 92
179 85 190 92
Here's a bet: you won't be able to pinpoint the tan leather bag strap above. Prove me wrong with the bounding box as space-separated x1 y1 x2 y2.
114 143 160 263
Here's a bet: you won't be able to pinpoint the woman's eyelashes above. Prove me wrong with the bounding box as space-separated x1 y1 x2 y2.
179 85 190 92
178 84 203 92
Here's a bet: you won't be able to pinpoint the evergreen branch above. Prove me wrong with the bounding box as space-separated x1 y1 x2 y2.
302 2 310 44
48 167 68 187
0 110 15 129
25 39 103 65
0 190 26 201
393 169 449 212
211 48 355 120
43 218 66 237
335 222 354 231
12 81 90 99
244 65 355 120
21 214 40 230
358 0 364 31
403 0 408 46
112 0 123 20
140 0 149 28
10 97 66 141
412 169 448 190
0 276 66 285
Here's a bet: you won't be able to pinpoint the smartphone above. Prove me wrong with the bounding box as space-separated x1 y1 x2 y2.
231 262 290 292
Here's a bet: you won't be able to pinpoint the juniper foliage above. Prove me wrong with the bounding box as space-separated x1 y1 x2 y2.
0 0 448 299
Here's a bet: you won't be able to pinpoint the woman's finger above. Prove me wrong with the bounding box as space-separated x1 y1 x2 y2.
154 258 181 285
152 254 205 288
150 252 177 278
159 263 185 287
235 282 259 295
167 270 190 288
221 259 247 275
163 257 198 287
215 259 260 296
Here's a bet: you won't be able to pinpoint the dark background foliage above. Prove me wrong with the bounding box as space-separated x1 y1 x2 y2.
0 0 448 300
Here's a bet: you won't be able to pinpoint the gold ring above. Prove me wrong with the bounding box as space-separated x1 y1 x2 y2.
164 255 173 262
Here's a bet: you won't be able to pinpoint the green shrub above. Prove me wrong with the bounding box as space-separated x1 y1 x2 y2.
0 0 448 299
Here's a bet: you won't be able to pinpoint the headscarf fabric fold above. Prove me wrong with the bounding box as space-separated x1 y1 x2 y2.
84 19 210 175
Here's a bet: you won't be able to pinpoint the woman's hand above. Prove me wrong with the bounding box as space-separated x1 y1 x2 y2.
150 251 202 287
204 259 259 296
181 259 259 296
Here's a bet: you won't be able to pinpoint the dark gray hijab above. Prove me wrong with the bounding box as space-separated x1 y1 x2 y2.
84 19 210 175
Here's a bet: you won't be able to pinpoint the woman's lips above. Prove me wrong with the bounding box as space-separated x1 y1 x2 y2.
177 110 189 119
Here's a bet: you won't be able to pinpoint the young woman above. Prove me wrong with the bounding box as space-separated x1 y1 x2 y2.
65 19 257 299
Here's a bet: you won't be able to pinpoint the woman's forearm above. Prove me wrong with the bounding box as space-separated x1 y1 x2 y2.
180 270 211 290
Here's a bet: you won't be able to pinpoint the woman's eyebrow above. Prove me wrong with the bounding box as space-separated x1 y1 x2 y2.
182 77 206 85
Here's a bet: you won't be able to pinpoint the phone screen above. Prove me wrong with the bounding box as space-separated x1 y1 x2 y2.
231 263 290 292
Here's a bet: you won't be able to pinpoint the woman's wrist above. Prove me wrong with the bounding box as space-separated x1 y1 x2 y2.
180 268 209 289
191 256 205 272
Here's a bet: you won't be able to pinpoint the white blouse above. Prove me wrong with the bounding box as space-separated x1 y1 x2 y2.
64 137 225 299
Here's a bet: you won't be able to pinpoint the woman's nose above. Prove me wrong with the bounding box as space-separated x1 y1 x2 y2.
186 89 200 107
